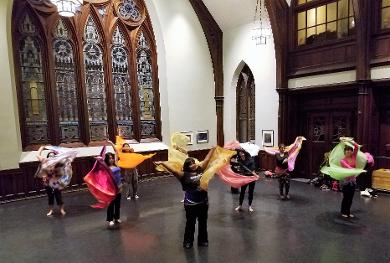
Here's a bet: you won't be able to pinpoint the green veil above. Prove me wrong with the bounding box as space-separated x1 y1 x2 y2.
320 140 369 181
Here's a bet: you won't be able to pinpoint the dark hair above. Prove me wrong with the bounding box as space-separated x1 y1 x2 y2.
46 151 57 158
279 144 285 149
183 158 195 173
54 161 65 169
236 149 251 160
344 145 353 153
122 143 130 148
104 152 115 166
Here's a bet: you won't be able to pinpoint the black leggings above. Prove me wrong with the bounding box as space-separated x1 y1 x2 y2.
46 187 63 206
341 183 355 215
279 175 290 196
239 182 256 206
107 193 122 222
184 203 208 245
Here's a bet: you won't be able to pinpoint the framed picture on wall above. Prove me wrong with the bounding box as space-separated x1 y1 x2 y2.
262 130 274 147
181 131 194 145
196 130 209 144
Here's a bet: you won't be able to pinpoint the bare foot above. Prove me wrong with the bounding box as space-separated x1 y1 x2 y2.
60 209 66 216
248 206 254 213
235 206 242 212
46 210 53 217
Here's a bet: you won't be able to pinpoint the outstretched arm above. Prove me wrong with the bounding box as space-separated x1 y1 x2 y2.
155 161 184 178
199 147 215 171
107 140 119 165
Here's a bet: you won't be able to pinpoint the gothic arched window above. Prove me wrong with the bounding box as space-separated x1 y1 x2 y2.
236 65 255 143
17 14 49 145
12 0 161 149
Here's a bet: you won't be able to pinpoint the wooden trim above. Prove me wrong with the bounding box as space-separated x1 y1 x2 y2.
266 0 289 144
287 63 356 78
188 0 224 146
1 149 169 203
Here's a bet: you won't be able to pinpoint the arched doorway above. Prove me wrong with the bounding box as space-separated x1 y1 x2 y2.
236 64 255 143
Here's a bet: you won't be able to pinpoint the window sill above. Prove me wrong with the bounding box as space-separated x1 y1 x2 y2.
19 142 169 164
291 37 355 53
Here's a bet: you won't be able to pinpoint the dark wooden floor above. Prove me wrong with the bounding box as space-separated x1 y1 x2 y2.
0 176 389 263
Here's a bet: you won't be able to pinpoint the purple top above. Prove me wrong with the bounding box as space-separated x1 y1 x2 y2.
111 166 122 187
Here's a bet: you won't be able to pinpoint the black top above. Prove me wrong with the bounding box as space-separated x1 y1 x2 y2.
180 171 208 205
231 156 255 176
276 153 288 170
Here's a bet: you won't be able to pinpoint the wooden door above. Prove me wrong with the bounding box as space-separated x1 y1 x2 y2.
303 111 353 178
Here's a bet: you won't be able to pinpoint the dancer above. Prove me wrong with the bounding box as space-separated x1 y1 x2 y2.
155 148 216 249
339 142 359 217
104 152 123 227
36 146 77 216
320 137 374 218
233 149 257 212
108 137 155 200
264 137 305 200
275 144 290 200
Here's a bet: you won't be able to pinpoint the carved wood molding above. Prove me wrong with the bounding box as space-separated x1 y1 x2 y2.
188 0 224 146
265 0 289 89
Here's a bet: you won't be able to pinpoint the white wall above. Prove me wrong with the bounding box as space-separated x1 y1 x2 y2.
0 0 22 170
0 0 216 170
145 0 216 151
223 22 279 147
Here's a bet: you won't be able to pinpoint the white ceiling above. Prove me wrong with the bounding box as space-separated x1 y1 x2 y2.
202 0 291 31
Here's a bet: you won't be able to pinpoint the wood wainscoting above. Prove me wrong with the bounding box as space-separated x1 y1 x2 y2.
0 149 215 204
0 150 168 203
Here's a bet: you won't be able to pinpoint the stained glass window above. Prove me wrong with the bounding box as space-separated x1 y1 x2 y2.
83 16 108 141
137 32 157 138
13 0 160 148
112 26 133 139
19 14 49 144
53 19 80 142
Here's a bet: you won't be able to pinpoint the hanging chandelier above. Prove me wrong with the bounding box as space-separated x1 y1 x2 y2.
51 0 83 17
252 0 272 45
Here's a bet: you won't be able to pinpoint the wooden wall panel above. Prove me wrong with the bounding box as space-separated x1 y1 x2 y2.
373 35 390 64
0 150 168 203
288 42 356 76
0 149 218 203
258 151 276 172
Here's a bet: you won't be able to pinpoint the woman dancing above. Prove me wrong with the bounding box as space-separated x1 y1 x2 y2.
339 140 359 218
104 152 123 227
233 149 257 212
36 146 75 216
275 144 290 200
155 148 215 249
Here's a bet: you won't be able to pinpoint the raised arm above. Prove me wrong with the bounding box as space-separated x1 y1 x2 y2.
155 161 184 178
106 140 119 165
352 142 359 160
199 147 216 171
107 140 119 155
